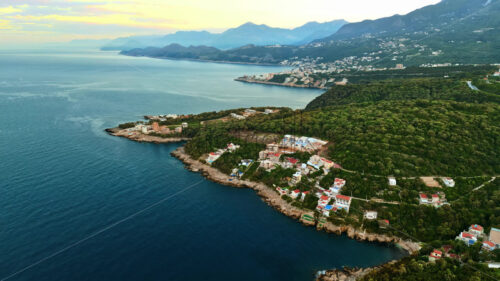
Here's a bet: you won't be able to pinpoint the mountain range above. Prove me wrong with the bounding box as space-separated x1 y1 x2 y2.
121 0 500 66
102 20 348 51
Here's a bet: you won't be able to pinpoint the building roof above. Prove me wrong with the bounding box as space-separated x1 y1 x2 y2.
470 224 483 232
320 195 329 201
419 193 428 198
431 249 442 256
489 228 500 244
461 232 475 239
483 241 495 247
432 194 439 198
287 158 298 164
293 189 300 194
336 194 351 201
321 158 333 163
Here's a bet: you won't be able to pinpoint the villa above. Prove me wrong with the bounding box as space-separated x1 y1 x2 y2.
334 194 352 212
206 151 223 165
483 241 496 251
364 211 378 220
290 189 301 199
300 191 310 201
469 224 484 237
260 160 276 171
227 143 240 152
323 205 336 217
442 177 455 187
388 177 397 186
456 231 478 246
419 192 446 207
429 249 442 262
276 187 288 196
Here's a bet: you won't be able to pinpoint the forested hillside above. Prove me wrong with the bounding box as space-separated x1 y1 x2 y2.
305 77 500 110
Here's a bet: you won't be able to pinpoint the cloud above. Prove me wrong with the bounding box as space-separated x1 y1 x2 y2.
0 6 23 15
0 20 13 30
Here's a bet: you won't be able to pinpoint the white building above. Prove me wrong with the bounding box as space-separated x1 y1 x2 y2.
335 194 352 212
442 177 455 187
388 177 397 186
364 211 378 220
290 189 301 199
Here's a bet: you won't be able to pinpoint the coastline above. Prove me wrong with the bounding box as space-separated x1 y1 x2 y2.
170 146 420 253
235 77 327 90
120 53 281 67
105 128 191 143
106 130 421 280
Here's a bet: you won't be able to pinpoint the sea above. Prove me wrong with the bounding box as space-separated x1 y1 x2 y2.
0 49 406 281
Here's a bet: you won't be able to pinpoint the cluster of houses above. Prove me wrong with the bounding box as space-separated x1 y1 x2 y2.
418 192 448 208
123 121 188 136
230 108 278 120
205 143 240 165
280 135 328 152
145 113 191 121
314 178 352 216
428 245 460 262
257 142 337 176
430 226 500 262
455 224 500 251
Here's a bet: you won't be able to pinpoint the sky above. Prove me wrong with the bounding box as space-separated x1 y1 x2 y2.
0 0 441 45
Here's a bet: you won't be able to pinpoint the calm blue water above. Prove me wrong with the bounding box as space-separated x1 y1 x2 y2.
0 50 406 281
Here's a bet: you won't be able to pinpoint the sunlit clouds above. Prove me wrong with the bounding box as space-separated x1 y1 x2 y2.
0 0 441 44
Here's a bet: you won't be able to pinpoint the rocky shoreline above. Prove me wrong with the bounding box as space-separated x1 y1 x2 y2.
105 128 191 143
170 147 419 251
316 261 398 281
235 77 327 90
107 130 420 280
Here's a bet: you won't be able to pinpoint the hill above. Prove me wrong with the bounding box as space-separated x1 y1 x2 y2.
102 20 347 51
121 0 499 66
305 78 500 110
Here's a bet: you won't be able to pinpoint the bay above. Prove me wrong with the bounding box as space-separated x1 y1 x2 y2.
0 50 406 281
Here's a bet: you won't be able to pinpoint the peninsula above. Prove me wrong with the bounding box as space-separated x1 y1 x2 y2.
107 68 500 280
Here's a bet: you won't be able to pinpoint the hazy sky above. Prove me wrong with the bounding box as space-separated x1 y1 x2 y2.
0 0 440 44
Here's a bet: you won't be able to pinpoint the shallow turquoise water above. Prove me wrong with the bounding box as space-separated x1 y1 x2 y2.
0 50 406 281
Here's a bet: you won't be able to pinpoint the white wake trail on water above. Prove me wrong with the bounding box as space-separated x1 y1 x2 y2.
0 179 205 281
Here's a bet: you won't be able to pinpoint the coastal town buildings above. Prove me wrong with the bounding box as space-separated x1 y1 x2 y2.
456 232 477 246
455 224 484 246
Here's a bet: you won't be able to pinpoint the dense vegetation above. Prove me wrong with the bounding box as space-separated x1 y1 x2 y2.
360 255 499 281
318 65 496 83
226 100 500 176
305 77 500 110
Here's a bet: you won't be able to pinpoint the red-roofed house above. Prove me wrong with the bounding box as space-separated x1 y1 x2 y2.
456 231 477 246
419 193 429 204
469 224 484 236
429 249 442 262
291 189 301 199
300 191 309 201
320 158 334 169
335 194 352 212
318 195 330 206
334 178 346 188
483 241 496 251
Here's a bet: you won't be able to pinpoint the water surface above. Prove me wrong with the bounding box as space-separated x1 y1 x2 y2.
0 50 406 281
